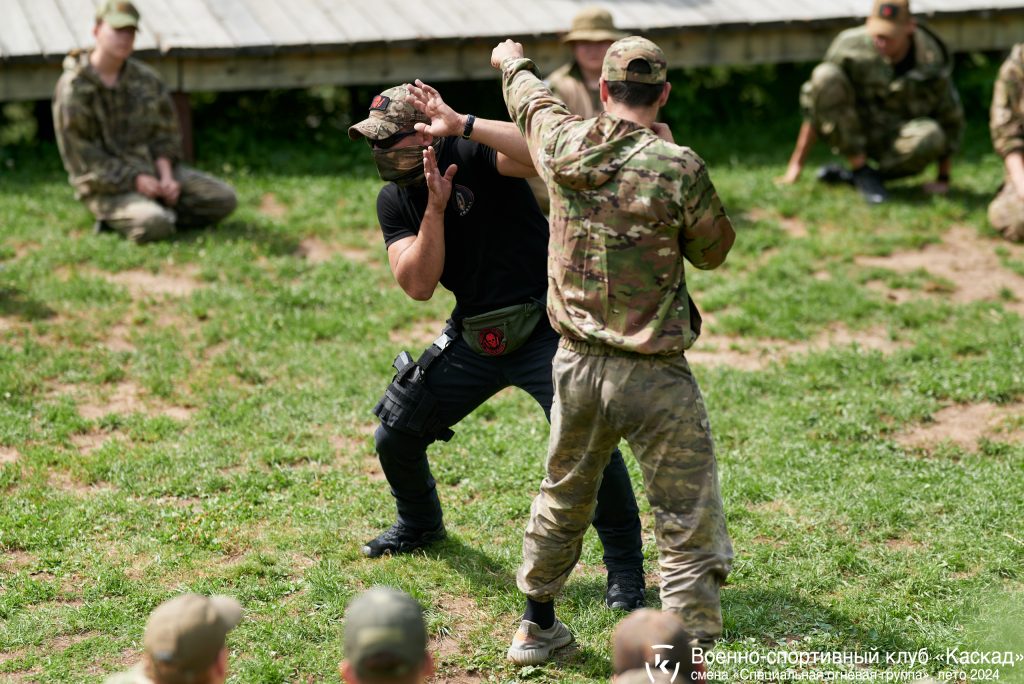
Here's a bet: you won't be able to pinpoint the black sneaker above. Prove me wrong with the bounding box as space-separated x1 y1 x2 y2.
816 163 854 185
362 521 446 558
93 219 112 234
851 165 887 204
605 569 646 611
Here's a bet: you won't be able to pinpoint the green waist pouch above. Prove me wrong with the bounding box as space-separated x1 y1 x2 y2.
461 301 543 356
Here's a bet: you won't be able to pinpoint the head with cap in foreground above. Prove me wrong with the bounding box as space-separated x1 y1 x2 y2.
340 588 433 684
612 609 702 683
93 0 141 63
865 0 916 62
106 593 242 684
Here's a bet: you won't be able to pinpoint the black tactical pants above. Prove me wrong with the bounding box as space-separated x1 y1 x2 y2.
374 321 645 573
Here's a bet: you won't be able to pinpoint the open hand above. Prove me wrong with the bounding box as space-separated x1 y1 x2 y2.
424 145 457 211
775 162 803 185
135 173 161 198
407 80 464 139
491 40 524 69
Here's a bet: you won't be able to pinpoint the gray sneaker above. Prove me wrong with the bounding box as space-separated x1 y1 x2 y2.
506 619 574 665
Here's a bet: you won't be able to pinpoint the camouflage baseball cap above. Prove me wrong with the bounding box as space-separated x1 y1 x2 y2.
348 85 430 141
96 0 141 29
143 594 242 679
562 6 626 43
344 588 427 680
602 36 667 84
866 0 912 38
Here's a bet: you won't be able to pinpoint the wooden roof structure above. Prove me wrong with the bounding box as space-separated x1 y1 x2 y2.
3 0 1024 101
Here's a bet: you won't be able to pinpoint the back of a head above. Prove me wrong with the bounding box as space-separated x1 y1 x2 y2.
602 36 668 108
344 588 428 684
612 609 696 680
142 594 242 684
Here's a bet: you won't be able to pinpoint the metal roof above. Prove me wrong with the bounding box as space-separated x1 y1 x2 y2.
2 0 1024 62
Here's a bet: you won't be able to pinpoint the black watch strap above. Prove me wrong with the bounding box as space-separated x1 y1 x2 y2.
462 114 476 139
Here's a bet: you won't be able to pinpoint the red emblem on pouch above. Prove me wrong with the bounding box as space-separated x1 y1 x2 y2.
479 328 507 356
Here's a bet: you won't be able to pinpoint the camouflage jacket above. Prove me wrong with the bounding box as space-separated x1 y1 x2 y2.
501 58 733 355
822 24 964 156
991 43 1024 159
546 61 601 119
53 51 183 200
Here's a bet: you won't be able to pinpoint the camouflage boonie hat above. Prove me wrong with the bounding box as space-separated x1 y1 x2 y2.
602 36 667 84
344 588 427 681
866 0 912 38
96 0 140 29
563 6 626 43
143 594 242 679
347 85 430 141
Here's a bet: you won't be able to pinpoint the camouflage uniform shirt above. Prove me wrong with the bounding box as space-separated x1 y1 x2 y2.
501 58 731 355
53 52 183 200
546 61 602 119
815 25 964 157
991 43 1024 159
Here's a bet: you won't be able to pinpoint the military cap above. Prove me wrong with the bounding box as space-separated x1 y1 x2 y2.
344 588 427 681
348 85 430 141
563 6 627 43
602 36 667 85
96 0 141 30
866 0 913 38
143 594 242 680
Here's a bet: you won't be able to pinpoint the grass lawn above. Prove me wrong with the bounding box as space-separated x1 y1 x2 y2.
1 111 1022 684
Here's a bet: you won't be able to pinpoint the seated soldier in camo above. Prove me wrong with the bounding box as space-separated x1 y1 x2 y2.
989 43 1024 243
53 1 236 243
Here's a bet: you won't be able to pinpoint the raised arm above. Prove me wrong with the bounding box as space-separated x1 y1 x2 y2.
406 80 535 177
386 146 457 301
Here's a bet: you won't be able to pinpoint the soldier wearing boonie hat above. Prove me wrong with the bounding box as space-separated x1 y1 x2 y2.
780 0 964 204
104 593 242 684
339 588 432 684
531 6 628 212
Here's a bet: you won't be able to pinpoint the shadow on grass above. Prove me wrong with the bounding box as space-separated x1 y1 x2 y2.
437 536 517 597
885 184 993 211
0 285 56 321
173 219 302 257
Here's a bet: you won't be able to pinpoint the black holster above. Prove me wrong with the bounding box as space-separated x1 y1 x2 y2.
372 329 456 441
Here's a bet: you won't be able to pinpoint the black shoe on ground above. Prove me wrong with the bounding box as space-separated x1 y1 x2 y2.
816 163 854 185
605 569 646 611
362 521 447 558
93 219 112 234
852 165 887 204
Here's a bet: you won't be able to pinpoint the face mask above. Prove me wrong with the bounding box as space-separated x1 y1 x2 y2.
373 145 427 187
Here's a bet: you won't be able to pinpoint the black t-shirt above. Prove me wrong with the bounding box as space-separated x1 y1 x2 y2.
377 137 548 320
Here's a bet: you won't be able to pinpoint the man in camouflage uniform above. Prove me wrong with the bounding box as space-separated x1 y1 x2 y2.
53 1 237 243
105 593 242 684
779 0 964 204
988 44 1024 243
491 36 736 664
529 6 627 213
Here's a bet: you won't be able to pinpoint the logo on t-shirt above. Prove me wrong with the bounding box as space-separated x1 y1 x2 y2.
453 185 475 216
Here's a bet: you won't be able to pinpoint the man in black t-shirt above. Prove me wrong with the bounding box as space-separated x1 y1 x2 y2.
348 81 646 611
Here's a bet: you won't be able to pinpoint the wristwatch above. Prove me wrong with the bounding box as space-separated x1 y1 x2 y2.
462 114 476 139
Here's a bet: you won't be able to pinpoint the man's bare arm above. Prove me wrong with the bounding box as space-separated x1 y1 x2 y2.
778 121 817 184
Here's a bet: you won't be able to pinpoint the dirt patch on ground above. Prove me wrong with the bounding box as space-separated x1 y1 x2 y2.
0 446 18 464
431 595 487 682
897 401 1024 452
0 549 39 574
856 225 1024 314
293 237 375 265
104 266 203 299
742 208 809 238
687 323 903 371
258 192 288 219
59 380 195 421
70 431 122 455
388 318 447 348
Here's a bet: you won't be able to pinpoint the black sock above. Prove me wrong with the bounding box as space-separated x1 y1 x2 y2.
524 598 555 630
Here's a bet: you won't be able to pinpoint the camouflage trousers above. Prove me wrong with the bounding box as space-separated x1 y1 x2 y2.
988 181 1024 243
84 165 236 243
517 340 734 646
801 63 947 178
